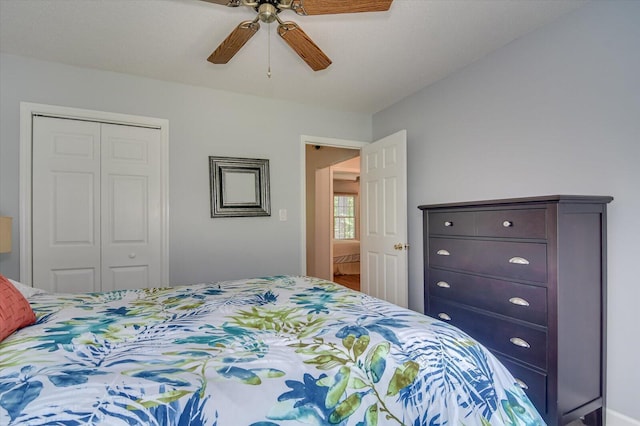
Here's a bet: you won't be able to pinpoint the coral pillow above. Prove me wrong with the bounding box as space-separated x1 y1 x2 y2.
0 273 36 342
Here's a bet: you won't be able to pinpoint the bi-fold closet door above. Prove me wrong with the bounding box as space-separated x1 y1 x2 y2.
32 116 162 293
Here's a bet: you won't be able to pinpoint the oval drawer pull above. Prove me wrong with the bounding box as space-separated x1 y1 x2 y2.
436 281 451 288
436 249 450 256
509 256 530 265
503 220 513 227
514 378 529 390
438 313 452 321
508 297 530 307
509 337 531 348
444 221 453 227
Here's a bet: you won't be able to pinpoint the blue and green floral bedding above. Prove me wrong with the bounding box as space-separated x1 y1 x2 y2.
0 275 544 425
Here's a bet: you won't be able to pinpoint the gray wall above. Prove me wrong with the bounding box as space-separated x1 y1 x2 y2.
372 1 639 421
0 53 372 284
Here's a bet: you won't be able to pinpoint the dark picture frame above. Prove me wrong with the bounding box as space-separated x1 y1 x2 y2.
209 156 271 218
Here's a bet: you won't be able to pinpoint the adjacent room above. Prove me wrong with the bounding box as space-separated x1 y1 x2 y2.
0 1 638 425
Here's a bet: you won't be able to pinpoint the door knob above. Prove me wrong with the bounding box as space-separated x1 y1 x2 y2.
393 243 403 250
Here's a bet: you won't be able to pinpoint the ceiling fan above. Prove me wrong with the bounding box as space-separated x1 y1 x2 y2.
201 0 393 71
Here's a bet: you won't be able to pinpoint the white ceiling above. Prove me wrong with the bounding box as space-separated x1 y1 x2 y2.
0 0 585 114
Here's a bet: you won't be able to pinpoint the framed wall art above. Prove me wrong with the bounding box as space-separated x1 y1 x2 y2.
209 156 271 218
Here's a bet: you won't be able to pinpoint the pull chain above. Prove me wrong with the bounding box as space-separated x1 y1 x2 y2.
267 22 272 78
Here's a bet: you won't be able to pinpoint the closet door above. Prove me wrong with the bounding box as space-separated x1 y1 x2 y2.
101 124 161 291
32 117 102 292
32 116 162 292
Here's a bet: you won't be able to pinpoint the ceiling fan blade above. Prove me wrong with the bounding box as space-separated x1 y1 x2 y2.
278 22 331 71
291 0 393 16
200 0 239 6
208 21 260 64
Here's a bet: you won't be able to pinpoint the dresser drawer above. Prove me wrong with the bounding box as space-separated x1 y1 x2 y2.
495 355 547 416
428 269 547 325
428 211 475 236
429 238 548 283
475 209 547 239
430 298 547 369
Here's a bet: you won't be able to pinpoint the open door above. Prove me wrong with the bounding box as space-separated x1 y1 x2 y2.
360 130 408 308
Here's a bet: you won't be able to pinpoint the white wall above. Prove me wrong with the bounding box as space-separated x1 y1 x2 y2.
0 53 371 284
372 1 639 422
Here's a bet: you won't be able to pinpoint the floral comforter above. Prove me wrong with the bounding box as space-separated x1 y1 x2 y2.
0 275 544 425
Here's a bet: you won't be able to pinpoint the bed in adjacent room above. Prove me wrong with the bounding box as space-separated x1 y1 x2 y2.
333 239 360 276
0 274 543 425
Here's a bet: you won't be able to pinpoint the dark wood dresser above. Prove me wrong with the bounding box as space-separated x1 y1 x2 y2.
418 195 612 426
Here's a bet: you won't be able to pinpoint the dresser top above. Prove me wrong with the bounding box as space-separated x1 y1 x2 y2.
418 195 613 210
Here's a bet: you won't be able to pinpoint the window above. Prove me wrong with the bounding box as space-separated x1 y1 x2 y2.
334 194 356 240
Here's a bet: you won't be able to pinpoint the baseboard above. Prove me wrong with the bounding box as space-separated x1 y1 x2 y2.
608 409 640 426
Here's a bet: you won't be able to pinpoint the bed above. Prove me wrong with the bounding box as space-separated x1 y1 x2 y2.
0 275 544 425
333 240 360 275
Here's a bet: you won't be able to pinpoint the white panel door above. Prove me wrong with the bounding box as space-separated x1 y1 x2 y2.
101 124 161 291
32 117 102 292
31 116 162 292
360 130 408 307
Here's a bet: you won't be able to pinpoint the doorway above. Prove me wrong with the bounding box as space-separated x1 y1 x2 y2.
328 157 361 291
300 131 408 308
302 137 365 290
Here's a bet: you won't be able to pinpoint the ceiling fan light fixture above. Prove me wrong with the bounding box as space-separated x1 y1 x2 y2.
258 3 279 23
